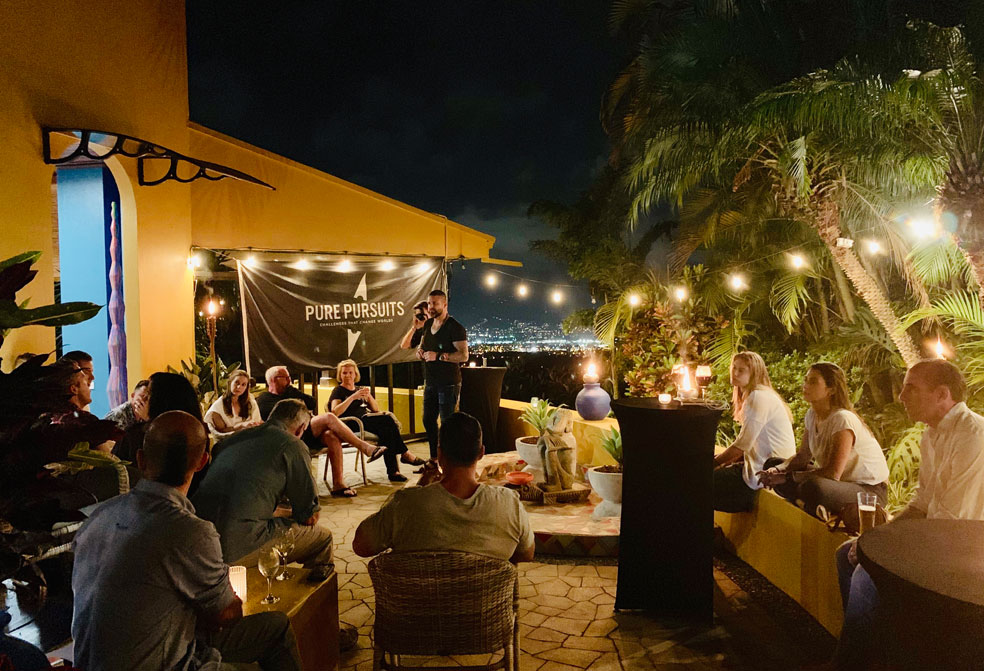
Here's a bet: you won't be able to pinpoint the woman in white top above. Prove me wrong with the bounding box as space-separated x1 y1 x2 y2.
713 351 796 512
758 362 889 518
205 369 262 437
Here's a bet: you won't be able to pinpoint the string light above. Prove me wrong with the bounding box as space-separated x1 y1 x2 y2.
294 258 312 271
729 274 747 291
627 293 641 307
865 240 883 255
416 261 431 271
243 255 258 268
336 259 352 272
517 284 529 297
789 253 806 269
379 259 396 271
485 273 498 287
551 290 563 304
909 217 937 240
188 254 202 269
674 287 688 301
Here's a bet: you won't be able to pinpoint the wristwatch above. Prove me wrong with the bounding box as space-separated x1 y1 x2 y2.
439 353 447 362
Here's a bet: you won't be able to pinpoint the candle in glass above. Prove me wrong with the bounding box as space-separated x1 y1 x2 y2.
583 362 600 383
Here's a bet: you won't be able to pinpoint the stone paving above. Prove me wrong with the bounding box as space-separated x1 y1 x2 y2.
315 446 832 671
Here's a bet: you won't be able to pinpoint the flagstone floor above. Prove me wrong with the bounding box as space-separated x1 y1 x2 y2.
316 446 835 671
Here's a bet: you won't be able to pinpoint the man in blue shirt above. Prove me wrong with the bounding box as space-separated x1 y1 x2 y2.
72 410 301 671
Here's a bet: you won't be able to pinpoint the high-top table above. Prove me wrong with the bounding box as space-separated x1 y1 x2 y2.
858 519 984 669
244 566 339 671
612 399 722 623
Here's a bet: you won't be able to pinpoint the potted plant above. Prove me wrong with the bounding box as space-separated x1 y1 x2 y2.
587 427 622 518
516 397 559 481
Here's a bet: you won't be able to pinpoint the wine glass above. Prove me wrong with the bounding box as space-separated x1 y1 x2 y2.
257 547 283 604
696 365 713 400
274 526 296 581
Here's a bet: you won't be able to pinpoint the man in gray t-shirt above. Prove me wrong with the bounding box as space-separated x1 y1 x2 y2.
354 413 534 564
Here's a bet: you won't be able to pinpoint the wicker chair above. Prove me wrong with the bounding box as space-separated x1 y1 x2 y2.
369 551 519 671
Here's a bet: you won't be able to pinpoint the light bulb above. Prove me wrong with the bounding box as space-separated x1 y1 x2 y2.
790 254 805 269
379 259 395 271
517 284 529 297
188 255 202 269
910 217 937 239
674 287 688 301
627 293 641 307
336 259 352 272
243 255 258 268
294 258 312 271
865 240 883 254
485 274 498 287
551 290 563 304
729 274 746 291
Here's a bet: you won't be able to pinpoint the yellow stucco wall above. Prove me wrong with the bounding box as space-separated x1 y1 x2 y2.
1 0 495 380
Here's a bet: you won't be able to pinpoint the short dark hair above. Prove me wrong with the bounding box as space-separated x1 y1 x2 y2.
438 412 483 466
142 411 208 486
910 359 967 403
59 350 92 364
148 372 203 421
428 289 447 299
134 379 150 391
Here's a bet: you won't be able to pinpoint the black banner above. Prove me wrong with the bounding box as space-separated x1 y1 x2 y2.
239 257 445 372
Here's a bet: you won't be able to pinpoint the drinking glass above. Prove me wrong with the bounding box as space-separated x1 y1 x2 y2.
857 492 878 534
257 547 283 604
274 526 296 581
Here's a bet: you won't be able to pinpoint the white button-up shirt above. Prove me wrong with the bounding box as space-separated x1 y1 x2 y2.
912 402 984 520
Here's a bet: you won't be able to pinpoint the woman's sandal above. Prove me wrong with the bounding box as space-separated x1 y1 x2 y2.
401 454 427 466
367 446 387 463
330 487 358 498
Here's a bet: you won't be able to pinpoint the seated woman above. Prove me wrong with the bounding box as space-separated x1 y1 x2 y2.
205 369 262 437
713 351 797 512
758 362 888 517
330 359 426 482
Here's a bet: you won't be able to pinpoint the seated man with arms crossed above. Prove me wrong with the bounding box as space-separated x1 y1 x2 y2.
353 412 535 564
72 410 301 671
833 359 984 670
193 399 335 581
257 365 384 497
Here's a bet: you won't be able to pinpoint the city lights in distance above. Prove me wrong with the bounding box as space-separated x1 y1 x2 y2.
517 284 529 297
789 253 805 269
729 274 747 291
336 259 352 272
627 293 641 307
551 290 563 304
674 287 688 301
379 259 395 271
865 239 883 255
485 273 498 287
294 258 312 271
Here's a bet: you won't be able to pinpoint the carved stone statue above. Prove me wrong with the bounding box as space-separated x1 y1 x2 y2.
538 409 577 492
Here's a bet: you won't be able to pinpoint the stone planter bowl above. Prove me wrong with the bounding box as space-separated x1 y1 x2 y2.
587 466 623 519
515 436 543 482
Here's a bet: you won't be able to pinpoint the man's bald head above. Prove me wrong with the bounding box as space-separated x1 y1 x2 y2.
138 411 209 487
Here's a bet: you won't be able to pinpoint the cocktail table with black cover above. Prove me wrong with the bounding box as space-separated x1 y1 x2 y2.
857 518 984 670
612 398 722 623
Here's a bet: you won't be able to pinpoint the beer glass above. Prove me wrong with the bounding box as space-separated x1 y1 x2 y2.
857 492 878 534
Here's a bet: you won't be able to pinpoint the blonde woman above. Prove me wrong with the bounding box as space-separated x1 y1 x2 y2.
713 352 796 512
758 362 888 517
329 359 426 482
205 369 261 437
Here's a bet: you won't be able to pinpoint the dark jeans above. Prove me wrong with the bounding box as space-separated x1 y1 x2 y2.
772 475 888 519
209 611 303 671
423 382 461 458
713 464 757 512
359 413 409 475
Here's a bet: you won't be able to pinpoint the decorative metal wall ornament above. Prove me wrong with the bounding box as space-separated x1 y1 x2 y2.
42 128 274 190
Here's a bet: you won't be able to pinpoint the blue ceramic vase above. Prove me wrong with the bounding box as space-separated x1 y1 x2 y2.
575 382 611 421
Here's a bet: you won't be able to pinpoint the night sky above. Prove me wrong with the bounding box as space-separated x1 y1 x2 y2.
185 2 622 328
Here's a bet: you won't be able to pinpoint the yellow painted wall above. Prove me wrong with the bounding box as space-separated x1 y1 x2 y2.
187 125 495 259
0 0 194 380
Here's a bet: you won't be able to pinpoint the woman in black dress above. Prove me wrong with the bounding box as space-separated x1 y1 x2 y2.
329 359 426 482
